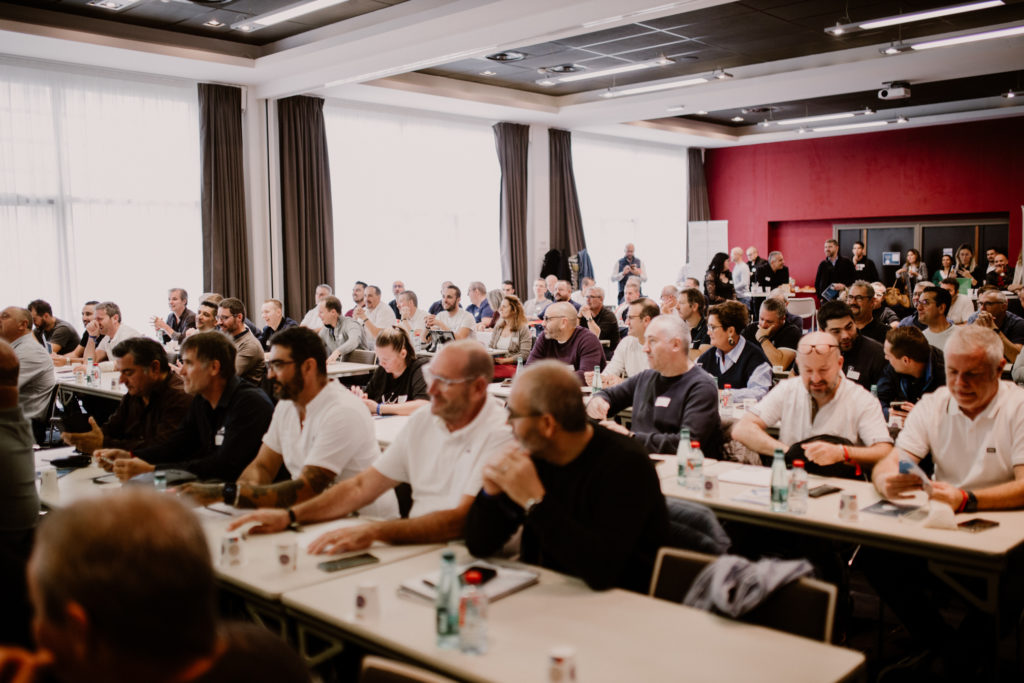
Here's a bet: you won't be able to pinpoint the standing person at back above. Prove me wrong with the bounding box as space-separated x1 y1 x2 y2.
612 243 646 304
814 239 856 298
850 241 879 283
729 247 751 308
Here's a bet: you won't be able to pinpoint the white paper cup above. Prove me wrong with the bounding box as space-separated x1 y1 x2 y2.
355 583 380 620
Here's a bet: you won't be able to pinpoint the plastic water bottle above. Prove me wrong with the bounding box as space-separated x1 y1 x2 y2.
153 471 167 492
516 357 524 375
770 448 789 512
458 570 488 654
720 384 733 417
591 366 602 391
676 427 691 486
686 440 704 492
92 360 102 385
85 356 95 385
435 550 459 649
789 460 808 515
870 384 878 399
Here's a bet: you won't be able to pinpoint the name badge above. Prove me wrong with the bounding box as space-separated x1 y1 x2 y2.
846 369 860 381
987 447 997 453
655 396 672 408
214 427 226 446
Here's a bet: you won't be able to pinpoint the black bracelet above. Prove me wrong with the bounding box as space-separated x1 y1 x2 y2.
965 490 979 513
287 507 299 528
222 482 237 505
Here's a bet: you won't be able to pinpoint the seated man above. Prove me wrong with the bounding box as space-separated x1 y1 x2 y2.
28 299 78 354
898 281 929 330
968 287 1024 363
939 277 975 325
817 300 886 391
83 301 142 363
0 490 309 683
51 300 102 366
614 276 643 328
388 280 404 317
217 298 266 384
586 315 721 457
579 285 619 358
0 307 55 439
846 280 889 344
98 331 273 483
427 280 453 316
465 281 494 325
918 286 954 351
877 326 945 421
741 297 801 371
527 302 605 385
257 298 297 350
466 361 668 593
344 281 366 318
180 328 398 519
659 285 679 315
186 299 219 338
590 296 657 387
551 280 582 313
864 325 1024 673
523 278 550 320
871 282 901 328
570 276 595 306
229 341 514 554
984 251 1014 290
753 250 789 292
62 337 191 454
424 284 475 341
678 287 709 352
733 331 892 474
354 285 397 350
299 283 332 331
153 287 195 344
318 295 361 362
396 290 428 343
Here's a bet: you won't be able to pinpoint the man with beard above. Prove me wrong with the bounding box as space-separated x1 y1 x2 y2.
179 327 398 518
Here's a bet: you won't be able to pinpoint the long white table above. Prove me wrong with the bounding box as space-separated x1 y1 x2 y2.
373 415 410 450
55 370 126 401
327 361 376 379
282 546 865 683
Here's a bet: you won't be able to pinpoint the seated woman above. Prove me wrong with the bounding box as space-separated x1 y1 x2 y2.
696 300 771 402
704 251 734 305
488 295 533 379
894 248 927 293
953 243 987 289
931 252 956 284
352 326 429 416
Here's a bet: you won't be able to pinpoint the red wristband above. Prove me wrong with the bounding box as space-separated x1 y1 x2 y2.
843 446 862 477
957 488 968 513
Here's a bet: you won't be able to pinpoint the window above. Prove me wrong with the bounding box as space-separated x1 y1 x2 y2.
324 104 500 309
0 59 202 335
572 134 688 303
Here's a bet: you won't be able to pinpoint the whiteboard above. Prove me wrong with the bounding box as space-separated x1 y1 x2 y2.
681 220 729 283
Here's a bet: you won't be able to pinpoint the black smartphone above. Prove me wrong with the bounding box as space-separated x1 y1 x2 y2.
957 518 1000 532
316 553 379 572
460 565 498 585
808 484 843 498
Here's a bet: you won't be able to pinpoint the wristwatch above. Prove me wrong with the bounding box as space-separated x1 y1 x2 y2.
523 497 543 516
286 507 301 530
964 490 978 513
222 482 238 505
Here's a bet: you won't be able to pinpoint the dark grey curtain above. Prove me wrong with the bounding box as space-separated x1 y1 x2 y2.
688 148 711 221
493 122 529 297
278 95 335 319
549 128 587 256
198 84 251 308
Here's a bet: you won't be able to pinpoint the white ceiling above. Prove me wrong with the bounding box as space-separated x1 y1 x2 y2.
1 0 1022 148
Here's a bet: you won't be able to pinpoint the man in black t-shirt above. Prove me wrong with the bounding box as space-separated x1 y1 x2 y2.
27 299 78 354
466 361 668 593
741 297 801 371
817 301 886 391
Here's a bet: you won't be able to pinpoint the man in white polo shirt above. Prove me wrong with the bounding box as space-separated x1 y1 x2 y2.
863 324 1024 678
354 284 397 350
424 284 475 341
229 341 513 554
733 331 892 474
180 327 397 519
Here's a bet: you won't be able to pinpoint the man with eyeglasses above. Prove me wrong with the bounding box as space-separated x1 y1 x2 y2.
466 361 668 593
579 285 619 357
588 297 656 387
217 298 265 385
96 331 273 483
179 327 398 519
586 315 721 457
228 341 513 554
527 302 605 385
917 286 954 352
846 280 889 344
863 325 1024 677
733 331 892 473
968 287 1024 363
898 281 929 330
817 300 886 391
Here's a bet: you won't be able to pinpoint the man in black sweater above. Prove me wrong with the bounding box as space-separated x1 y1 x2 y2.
817 301 886 391
465 361 667 593
814 238 856 298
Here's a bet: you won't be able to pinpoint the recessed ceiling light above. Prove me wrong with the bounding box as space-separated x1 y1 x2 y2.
825 22 846 36
712 69 733 80
480 70 496 76
1004 90 1017 98
486 51 526 63
697 110 707 115
88 0 139 9
731 116 744 122
235 24 255 31
536 78 557 87
897 115 910 123
542 64 584 75
881 42 912 55
203 19 224 27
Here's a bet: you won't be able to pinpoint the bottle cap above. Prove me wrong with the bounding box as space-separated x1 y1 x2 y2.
442 549 455 561
724 384 732 389
793 460 805 468
690 440 700 448
464 570 482 585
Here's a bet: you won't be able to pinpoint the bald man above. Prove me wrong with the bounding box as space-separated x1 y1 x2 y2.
733 331 892 474
0 306 55 440
526 302 605 384
465 361 667 593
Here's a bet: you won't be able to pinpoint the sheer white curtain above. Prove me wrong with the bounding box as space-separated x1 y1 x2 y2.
324 104 501 309
572 134 688 305
0 59 202 336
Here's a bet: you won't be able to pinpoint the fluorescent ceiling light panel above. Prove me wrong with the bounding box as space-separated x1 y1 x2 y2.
859 1 1003 29
582 3 686 28
910 23 1024 49
550 58 672 84
600 76 708 98
812 120 889 132
232 0 352 31
770 112 857 126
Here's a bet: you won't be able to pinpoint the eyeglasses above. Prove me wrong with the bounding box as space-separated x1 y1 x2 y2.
507 409 542 421
978 300 1005 308
798 343 839 355
848 295 871 302
266 360 296 372
707 324 722 331
544 315 568 321
423 368 472 387
627 314 644 320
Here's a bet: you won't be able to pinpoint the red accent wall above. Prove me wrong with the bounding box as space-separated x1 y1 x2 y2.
706 117 1024 287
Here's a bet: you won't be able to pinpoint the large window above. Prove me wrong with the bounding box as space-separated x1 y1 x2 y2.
0 59 202 335
572 134 687 304
324 104 501 309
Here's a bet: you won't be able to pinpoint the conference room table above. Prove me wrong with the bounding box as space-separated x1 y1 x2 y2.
282 546 865 683
54 369 126 401
327 361 376 379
